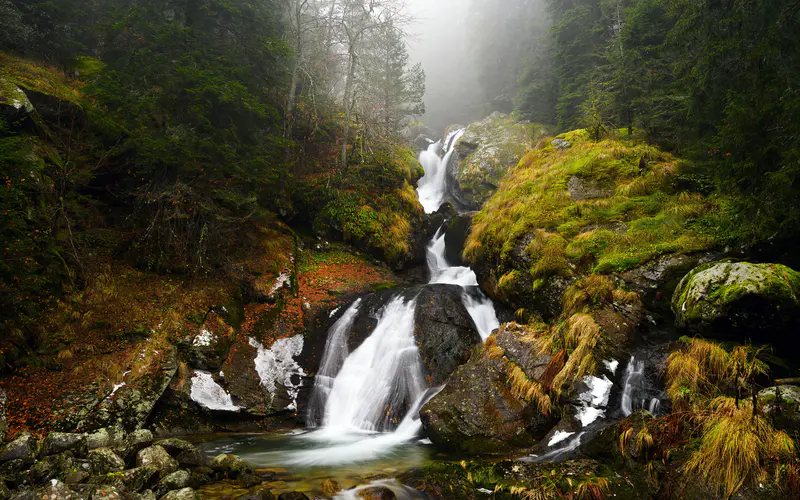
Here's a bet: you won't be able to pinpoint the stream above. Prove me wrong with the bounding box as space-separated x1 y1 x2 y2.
196 134 670 498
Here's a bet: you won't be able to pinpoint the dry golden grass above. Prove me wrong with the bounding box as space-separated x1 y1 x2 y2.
686 397 795 498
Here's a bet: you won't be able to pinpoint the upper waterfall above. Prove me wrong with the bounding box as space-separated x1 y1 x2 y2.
416 128 465 213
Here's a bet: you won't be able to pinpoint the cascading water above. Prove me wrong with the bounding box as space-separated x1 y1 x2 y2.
426 228 499 340
416 128 465 213
620 355 662 417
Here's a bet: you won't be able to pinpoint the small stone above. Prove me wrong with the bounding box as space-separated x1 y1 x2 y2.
91 486 123 499
87 447 125 474
209 453 252 478
160 487 198 500
136 446 178 479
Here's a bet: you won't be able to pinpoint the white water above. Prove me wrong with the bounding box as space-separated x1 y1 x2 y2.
416 128 465 213
426 229 499 340
284 296 433 466
306 299 363 426
620 356 646 416
334 479 422 500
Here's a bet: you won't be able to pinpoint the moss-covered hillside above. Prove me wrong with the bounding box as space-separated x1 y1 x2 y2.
465 129 724 315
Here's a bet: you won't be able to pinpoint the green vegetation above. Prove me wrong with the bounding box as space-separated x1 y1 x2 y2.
466 130 719 308
513 0 800 243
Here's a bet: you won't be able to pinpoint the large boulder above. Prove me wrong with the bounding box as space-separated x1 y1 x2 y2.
185 312 235 371
672 261 800 344
445 113 545 210
412 285 483 385
0 432 38 462
209 453 253 478
161 488 198 500
420 347 536 454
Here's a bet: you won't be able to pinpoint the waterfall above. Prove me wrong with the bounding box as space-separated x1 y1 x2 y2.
286 296 434 466
620 355 665 416
321 296 424 433
306 299 362 427
416 128 465 214
426 228 499 340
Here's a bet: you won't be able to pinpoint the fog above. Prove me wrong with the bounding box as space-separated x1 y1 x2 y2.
406 0 550 135
406 0 482 134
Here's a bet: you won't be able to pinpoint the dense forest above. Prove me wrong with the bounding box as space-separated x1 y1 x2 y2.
2 0 800 499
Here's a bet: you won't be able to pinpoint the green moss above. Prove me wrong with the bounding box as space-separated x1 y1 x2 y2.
465 132 723 305
0 52 83 106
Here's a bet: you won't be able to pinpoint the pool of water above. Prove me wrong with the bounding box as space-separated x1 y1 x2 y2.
194 430 442 498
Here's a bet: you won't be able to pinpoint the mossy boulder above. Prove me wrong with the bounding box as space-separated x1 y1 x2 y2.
465 129 722 318
136 446 178 479
446 112 548 209
40 432 87 457
209 454 252 478
87 448 125 474
419 346 544 454
672 261 800 344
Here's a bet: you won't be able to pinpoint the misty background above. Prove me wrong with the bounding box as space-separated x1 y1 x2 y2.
406 0 549 135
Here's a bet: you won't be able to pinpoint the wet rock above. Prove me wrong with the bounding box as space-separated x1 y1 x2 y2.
445 112 543 210
621 252 716 312
156 470 191 495
153 439 206 467
87 448 125 474
86 428 125 451
672 261 800 345
41 432 87 457
186 469 211 489
412 285 483 385
238 489 277 500
420 348 540 454
186 313 234 371
136 446 178 479
236 473 262 488
64 470 90 485
0 433 38 462
29 454 75 484
209 454 252 478
443 213 472 266
758 386 800 436
357 487 396 500
120 429 153 459
161 487 198 500
119 466 158 493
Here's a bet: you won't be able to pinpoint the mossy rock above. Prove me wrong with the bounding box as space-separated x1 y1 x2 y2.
672 261 800 344
446 112 550 209
465 129 722 316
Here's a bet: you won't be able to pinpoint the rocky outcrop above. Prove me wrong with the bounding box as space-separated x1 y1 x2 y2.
445 112 546 209
412 285 483 385
672 261 800 345
420 347 539 454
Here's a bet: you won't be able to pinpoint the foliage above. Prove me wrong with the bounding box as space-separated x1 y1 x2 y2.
465 131 720 310
665 337 795 497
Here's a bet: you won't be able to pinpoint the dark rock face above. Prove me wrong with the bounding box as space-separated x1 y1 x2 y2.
0 390 6 444
621 252 717 313
185 312 235 371
758 386 800 437
420 348 536 454
411 285 483 386
443 213 473 266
